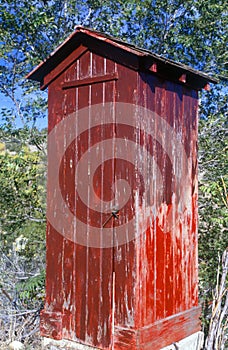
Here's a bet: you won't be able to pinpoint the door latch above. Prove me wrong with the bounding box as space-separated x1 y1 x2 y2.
102 210 119 227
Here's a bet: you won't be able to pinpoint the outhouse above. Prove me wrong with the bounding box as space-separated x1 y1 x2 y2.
27 27 216 349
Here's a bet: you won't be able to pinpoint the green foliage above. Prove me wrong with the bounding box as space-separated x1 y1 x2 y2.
0 0 227 347
198 101 228 285
83 0 227 75
197 88 227 340
0 136 45 347
0 135 45 253
16 269 45 307
0 126 46 313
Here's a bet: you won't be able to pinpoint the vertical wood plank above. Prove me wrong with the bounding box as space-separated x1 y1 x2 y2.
164 81 174 318
86 52 114 347
137 72 156 327
45 73 66 317
191 90 199 307
61 59 77 337
75 80 89 342
154 79 166 321
173 83 184 314
114 64 138 329
182 87 192 310
86 52 103 346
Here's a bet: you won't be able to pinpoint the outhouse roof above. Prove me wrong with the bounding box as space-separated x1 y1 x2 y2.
27 26 218 90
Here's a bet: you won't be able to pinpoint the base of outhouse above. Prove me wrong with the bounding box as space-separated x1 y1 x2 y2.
42 331 204 350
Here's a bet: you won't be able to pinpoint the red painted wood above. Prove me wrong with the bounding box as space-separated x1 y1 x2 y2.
148 62 157 73
62 72 118 89
137 73 156 327
172 83 184 314
164 81 175 319
40 311 63 340
204 83 211 91
38 40 201 349
27 26 217 91
61 61 77 340
113 307 201 349
191 90 199 307
41 73 67 329
139 306 201 349
154 80 166 321
179 74 187 83
42 45 88 90
114 65 138 331
114 328 137 349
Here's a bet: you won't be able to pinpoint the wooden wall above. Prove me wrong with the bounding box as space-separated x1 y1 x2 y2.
40 47 200 350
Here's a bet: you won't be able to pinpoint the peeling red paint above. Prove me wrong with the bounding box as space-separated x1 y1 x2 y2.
26 28 211 349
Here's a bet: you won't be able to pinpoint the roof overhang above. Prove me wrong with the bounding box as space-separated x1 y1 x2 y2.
26 26 218 91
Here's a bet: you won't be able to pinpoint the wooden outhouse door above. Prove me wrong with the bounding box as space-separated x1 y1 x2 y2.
59 69 122 348
60 75 143 348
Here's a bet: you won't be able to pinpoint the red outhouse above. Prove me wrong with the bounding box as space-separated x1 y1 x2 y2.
27 27 216 349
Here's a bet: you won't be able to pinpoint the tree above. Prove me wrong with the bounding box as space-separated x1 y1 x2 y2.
0 0 227 348
198 92 228 347
0 127 46 347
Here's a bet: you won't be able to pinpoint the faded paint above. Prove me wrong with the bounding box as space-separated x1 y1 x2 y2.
26 27 212 350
